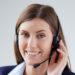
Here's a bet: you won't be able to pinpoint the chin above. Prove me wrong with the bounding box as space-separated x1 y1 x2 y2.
25 59 40 66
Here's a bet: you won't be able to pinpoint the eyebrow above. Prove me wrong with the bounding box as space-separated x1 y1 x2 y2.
36 30 46 33
20 30 46 33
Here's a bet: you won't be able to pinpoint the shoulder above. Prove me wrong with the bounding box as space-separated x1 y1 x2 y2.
0 65 16 75
62 69 75 75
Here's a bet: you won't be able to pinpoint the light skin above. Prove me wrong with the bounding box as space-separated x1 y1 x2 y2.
18 18 68 75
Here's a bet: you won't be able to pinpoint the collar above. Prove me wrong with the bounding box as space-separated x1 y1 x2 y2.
8 62 26 75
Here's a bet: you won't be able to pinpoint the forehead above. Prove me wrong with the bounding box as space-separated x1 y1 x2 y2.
19 18 51 32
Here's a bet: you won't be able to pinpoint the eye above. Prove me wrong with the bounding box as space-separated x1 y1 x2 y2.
21 32 29 37
38 34 45 38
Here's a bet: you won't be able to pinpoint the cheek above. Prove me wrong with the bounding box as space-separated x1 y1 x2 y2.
40 38 53 56
18 37 26 56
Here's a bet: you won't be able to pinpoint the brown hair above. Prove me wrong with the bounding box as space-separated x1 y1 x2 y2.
14 3 71 71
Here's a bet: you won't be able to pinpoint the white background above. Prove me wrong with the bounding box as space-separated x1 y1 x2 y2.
0 0 75 72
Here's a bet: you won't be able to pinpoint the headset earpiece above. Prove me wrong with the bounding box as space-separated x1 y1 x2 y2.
53 35 60 46
15 27 18 46
15 34 18 45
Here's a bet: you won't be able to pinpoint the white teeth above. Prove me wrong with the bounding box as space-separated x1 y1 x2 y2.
27 52 39 55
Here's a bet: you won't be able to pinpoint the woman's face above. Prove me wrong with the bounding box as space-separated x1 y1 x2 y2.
18 18 53 65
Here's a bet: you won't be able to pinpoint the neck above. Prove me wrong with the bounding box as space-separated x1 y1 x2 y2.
25 61 49 75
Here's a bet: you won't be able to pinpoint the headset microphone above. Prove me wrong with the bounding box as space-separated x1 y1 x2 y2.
33 57 51 68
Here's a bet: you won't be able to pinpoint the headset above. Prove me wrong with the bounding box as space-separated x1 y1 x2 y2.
50 16 60 63
15 16 60 68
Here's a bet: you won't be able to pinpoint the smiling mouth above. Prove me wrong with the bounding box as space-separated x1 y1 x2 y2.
25 51 41 55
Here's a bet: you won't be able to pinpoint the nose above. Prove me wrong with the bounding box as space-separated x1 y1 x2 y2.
27 36 37 49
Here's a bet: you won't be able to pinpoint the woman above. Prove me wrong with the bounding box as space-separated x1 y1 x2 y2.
0 3 75 75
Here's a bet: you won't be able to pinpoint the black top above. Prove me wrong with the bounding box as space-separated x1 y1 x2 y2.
0 65 75 75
